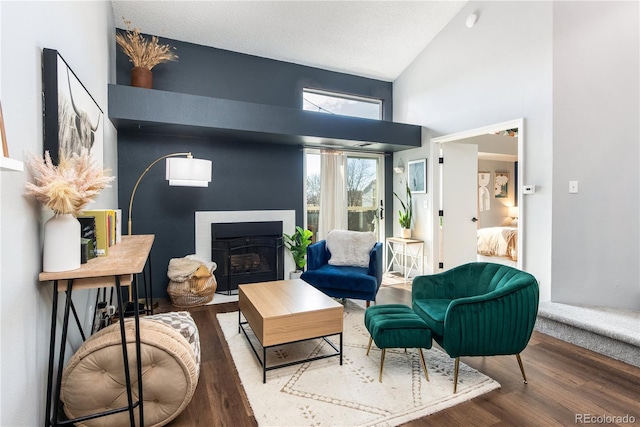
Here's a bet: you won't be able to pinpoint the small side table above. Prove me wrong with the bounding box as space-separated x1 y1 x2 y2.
40 235 154 427
385 237 424 283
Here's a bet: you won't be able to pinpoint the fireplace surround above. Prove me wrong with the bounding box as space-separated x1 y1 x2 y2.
211 221 284 294
195 210 296 293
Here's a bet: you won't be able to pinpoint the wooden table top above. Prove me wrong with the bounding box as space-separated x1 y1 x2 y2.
39 235 154 282
239 279 342 319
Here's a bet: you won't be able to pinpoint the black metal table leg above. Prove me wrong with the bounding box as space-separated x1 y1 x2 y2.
52 280 74 427
45 281 59 427
263 346 267 383
147 255 153 315
115 277 136 426
132 274 144 427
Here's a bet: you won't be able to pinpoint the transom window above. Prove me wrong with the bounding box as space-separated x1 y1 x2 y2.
303 88 382 120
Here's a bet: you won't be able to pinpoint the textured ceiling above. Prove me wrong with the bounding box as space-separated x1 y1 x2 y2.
111 1 467 81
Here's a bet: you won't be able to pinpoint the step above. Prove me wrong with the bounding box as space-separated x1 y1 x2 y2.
534 302 640 368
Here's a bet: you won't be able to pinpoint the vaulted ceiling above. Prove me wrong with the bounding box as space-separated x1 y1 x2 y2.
111 1 467 81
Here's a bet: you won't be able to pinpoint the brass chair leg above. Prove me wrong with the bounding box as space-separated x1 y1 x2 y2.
453 357 460 393
379 349 386 382
516 353 528 384
366 300 371 308
418 348 429 381
367 336 373 356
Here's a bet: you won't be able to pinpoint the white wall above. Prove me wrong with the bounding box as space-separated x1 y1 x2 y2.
0 2 117 425
394 1 640 310
394 1 553 299
551 2 639 308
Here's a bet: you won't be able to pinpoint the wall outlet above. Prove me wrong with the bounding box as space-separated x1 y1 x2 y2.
569 180 578 194
523 185 536 194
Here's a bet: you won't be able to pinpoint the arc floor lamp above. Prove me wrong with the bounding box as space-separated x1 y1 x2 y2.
128 152 212 235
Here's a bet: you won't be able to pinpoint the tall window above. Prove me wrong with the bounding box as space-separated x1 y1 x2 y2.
305 150 383 242
303 88 382 120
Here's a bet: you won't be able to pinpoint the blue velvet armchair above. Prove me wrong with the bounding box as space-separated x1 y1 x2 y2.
300 240 383 305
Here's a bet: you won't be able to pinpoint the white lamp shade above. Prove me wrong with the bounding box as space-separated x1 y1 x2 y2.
508 206 519 218
166 157 212 187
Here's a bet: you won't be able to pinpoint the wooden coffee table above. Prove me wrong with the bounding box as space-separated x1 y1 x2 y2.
238 279 344 382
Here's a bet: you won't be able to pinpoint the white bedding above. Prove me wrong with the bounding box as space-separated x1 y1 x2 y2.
477 227 518 261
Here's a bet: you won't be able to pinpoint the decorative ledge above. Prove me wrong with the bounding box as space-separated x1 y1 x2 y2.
108 85 421 152
1 156 24 171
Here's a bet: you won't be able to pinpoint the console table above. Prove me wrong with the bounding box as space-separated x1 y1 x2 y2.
385 237 424 284
40 234 154 427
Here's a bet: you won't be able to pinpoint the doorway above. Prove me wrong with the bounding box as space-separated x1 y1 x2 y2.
304 149 385 242
433 119 523 271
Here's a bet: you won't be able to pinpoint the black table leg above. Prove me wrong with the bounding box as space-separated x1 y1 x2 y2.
132 274 144 427
115 277 136 426
45 282 59 427
52 280 74 427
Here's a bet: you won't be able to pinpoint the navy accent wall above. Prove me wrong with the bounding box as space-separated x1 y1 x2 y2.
115 32 394 298
115 31 393 119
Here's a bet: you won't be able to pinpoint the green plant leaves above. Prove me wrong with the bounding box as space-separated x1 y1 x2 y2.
284 226 313 270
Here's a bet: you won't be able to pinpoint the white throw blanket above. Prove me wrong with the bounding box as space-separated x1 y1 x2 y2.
326 229 376 268
168 255 217 282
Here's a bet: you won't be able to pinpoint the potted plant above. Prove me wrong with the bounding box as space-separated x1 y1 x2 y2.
394 183 413 238
283 226 313 278
24 149 114 272
116 19 178 89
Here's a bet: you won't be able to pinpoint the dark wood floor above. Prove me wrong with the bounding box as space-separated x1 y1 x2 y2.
158 286 640 426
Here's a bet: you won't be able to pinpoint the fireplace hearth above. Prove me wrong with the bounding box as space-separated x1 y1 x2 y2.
211 221 284 294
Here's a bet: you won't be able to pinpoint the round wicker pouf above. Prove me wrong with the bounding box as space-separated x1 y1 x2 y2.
60 314 200 427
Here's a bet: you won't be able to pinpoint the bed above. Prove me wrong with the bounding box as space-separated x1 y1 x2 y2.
477 226 518 267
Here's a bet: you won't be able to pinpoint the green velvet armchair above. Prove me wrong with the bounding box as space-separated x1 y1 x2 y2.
412 262 539 392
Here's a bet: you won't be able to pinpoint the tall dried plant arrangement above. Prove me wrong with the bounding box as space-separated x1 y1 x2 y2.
25 150 115 215
116 20 178 70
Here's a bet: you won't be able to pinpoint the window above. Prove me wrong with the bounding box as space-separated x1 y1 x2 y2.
305 150 384 242
303 88 382 120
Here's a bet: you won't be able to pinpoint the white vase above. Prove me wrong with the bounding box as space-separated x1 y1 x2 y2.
43 213 81 272
289 271 303 279
401 228 412 239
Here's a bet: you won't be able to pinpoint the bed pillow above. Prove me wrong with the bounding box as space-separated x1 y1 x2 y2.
326 229 376 268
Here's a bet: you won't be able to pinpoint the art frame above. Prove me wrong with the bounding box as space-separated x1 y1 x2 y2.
478 172 491 211
407 159 426 194
43 48 104 167
494 172 509 198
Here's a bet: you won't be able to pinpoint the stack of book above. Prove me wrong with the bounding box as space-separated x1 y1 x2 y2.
77 209 122 258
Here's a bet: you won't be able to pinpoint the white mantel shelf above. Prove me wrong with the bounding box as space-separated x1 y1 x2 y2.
0 156 24 171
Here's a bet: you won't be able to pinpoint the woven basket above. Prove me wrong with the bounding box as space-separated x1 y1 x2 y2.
168 275 217 308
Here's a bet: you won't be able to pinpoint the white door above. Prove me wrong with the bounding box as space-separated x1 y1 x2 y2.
441 142 478 270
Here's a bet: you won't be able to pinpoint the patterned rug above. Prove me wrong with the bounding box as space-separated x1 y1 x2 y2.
217 301 500 426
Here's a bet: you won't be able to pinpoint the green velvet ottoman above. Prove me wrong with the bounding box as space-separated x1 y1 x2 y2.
364 304 432 382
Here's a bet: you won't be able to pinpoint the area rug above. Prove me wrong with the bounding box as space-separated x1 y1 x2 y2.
207 292 238 305
217 302 500 426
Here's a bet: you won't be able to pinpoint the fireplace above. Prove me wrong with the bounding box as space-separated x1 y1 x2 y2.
211 221 284 294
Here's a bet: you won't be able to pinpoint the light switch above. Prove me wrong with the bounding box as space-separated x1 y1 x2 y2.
569 181 578 194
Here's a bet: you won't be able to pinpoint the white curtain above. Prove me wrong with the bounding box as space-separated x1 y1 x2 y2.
318 149 347 240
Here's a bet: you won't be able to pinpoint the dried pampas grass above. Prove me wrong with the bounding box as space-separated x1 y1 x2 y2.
25 150 115 215
116 19 178 70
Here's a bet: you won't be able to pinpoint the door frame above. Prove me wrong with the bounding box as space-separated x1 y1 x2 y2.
431 118 524 270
